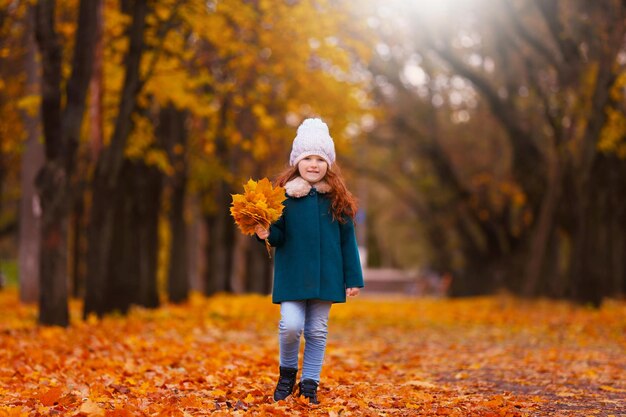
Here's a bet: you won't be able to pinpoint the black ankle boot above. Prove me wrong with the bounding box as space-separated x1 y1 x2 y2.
298 379 319 404
273 367 297 401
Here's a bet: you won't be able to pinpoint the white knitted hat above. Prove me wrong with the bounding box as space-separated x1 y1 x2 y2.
289 118 336 166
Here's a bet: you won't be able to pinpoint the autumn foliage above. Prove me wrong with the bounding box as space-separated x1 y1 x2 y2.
1 290 625 416
230 179 286 236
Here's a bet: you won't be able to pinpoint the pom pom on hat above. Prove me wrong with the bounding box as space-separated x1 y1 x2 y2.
289 118 336 166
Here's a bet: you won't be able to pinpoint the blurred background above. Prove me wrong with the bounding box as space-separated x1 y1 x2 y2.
0 0 624 326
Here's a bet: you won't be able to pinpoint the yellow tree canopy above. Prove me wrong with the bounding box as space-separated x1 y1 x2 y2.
62 0 377 205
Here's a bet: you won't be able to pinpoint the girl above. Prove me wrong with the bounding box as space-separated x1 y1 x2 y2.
255 118 364 404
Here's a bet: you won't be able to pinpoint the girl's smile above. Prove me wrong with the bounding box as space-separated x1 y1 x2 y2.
297 155 328 184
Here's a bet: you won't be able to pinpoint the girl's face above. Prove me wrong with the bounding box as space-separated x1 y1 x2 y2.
297 155 328 184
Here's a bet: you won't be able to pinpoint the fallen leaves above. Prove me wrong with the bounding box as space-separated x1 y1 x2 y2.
36 387 64 407
78 400 105 416
1 291 625 416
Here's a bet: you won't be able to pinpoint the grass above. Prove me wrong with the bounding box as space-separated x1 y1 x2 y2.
0 258 17 288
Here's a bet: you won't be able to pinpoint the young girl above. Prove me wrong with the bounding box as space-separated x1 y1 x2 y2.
255 118 364 404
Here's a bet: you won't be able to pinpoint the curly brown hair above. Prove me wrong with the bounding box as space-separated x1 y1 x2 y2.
274 162 358 223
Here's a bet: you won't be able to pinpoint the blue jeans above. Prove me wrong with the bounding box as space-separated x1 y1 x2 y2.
279 300 332 382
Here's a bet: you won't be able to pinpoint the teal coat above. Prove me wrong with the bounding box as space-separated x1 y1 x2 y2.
267 180 364 304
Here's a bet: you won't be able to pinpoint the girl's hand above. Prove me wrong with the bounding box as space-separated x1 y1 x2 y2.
255 225 269 240
346 287 360 297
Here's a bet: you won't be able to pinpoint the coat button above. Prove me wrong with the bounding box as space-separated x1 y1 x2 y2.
309 189 316 196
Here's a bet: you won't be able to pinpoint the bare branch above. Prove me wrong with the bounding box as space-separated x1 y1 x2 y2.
532 0 580 65
101 0 149 180
522 57 562 144
502 0 562 70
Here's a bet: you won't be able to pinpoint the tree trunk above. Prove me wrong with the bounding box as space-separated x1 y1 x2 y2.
523 148 562 296
84 0 148 318
230 232 249 294
134 162 162 308
84 169 117 317
18 137 43 304
608 158 626 296
203 97 235 295
18 4 44 303
35 0 99 326
247 238 272 294
37 184 69 325
543 228 570 298
68 0 102 300
159 106 189 303
102 160 162 313
570 184 602 306
204 184 235 295
449 248 497 296
568 61 618 306
168 177 189 302
88 0 104 161
187 194 205 292
35 0 66 325
68 194 86 298
106 162 136 314
569 155 626 305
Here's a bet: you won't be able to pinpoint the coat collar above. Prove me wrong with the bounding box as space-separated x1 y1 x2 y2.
284 176 331 198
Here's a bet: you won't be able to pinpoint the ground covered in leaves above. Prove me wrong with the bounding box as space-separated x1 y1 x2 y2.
1 291 625 416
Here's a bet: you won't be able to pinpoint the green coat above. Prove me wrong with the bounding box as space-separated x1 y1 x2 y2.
267 183 364 304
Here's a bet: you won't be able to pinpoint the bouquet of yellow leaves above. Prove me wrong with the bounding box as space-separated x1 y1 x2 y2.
230 178 286 257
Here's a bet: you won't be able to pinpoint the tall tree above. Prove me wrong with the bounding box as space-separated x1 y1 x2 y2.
84 0 149 318
34 0 99 326
84 0 192 316
14 5 44 303
159 105 190 303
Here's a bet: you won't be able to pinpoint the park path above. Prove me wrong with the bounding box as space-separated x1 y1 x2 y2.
1 291 625 416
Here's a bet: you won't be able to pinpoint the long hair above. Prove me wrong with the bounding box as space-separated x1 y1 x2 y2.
274 162 358 223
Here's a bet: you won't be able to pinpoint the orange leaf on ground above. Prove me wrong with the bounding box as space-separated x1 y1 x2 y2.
37 386 63 406
78 400 105 416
